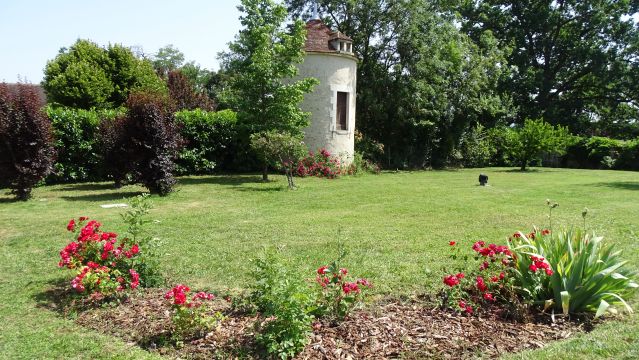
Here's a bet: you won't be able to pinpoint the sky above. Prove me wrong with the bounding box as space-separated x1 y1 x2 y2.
0 0 243 83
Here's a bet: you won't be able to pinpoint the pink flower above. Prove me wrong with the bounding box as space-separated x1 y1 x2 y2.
458 300 466 309
317 266 329 275
455 272 465 279
193 291 215 301
529 264 538 273
483 293 495 302
130 244 139 255
356 278 372 288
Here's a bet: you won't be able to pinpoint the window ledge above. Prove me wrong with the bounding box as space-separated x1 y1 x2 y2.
333 130 350 135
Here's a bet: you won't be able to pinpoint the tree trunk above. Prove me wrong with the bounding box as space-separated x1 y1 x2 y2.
262 164 268 181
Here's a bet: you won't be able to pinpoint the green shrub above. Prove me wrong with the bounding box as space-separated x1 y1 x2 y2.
344 152 381 175
313 253 373 321
459 124 493 168
120 194 164 288
249 250 315 359
486 126 515 166
250 131 307 188
616 138 639 171
46 106 124 183
509 228 637 316
506 119 572 171
174 109 238 175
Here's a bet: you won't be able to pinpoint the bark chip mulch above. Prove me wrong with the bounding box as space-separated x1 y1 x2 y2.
68 289 586 359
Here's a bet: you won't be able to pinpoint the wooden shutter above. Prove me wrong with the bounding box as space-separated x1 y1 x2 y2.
336 92 348 130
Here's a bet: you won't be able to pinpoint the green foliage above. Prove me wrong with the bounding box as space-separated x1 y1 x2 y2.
458 0 639 137
313 246 373 321
616 139 639 171
46 106 124 183
249 250 315 359
354 130 384 166
287 0 513 169
345 152 381 176
221 0 318 178
43 39 166 109
510 228 638 316
250 131 307 188
120 194 164 288
151 44 185 78
174 109 238 175
459 124 493 168
506 119 572 171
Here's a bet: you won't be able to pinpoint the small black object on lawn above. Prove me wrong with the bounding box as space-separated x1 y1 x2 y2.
479 173 488 186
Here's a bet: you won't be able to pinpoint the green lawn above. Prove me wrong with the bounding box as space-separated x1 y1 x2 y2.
1 168 638 359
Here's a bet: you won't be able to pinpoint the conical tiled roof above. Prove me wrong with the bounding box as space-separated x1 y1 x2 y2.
305 19 352 53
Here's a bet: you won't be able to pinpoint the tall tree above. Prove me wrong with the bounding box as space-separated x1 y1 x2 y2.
43 40 166 109
457 0 639 136
152 44 185 78
220 0 318 179
287 0 512 168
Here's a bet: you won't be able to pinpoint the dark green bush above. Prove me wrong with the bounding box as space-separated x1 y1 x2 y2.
174 109 238 175
563 136 625 169
46 106 124 183
616 139 639 171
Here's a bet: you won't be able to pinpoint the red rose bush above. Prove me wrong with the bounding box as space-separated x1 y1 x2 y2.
59 217 142 299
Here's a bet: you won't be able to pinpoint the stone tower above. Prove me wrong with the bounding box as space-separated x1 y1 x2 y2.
298 19 357 163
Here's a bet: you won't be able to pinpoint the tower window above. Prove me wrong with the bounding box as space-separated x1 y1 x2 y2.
336 92 348 131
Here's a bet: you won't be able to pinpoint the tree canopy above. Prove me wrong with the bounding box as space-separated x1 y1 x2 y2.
221 0 318 137
456 0 639 138
43 39 166 109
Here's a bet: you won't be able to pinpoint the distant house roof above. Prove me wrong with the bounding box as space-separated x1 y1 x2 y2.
305 19 353 54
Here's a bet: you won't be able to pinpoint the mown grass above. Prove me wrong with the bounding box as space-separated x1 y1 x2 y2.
1 168 638 359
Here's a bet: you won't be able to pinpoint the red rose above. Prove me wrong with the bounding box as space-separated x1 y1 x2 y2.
67 219 76 232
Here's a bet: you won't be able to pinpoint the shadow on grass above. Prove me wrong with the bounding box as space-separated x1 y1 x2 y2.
61 191 143 202
57 183 117 192
0 197 19 204
589 181 639 191
178 175 265 187
493 168 543 173
32 278 89 318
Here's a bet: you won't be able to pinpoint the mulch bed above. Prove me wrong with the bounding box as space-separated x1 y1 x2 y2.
59 289 588 359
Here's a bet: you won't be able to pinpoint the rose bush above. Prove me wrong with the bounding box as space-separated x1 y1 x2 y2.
296 148 342 178
314 264 372 321
59 217 142 299
164 284 222 340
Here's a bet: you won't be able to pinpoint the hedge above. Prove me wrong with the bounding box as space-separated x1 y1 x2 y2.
174 109 238 175
46 106 124 183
